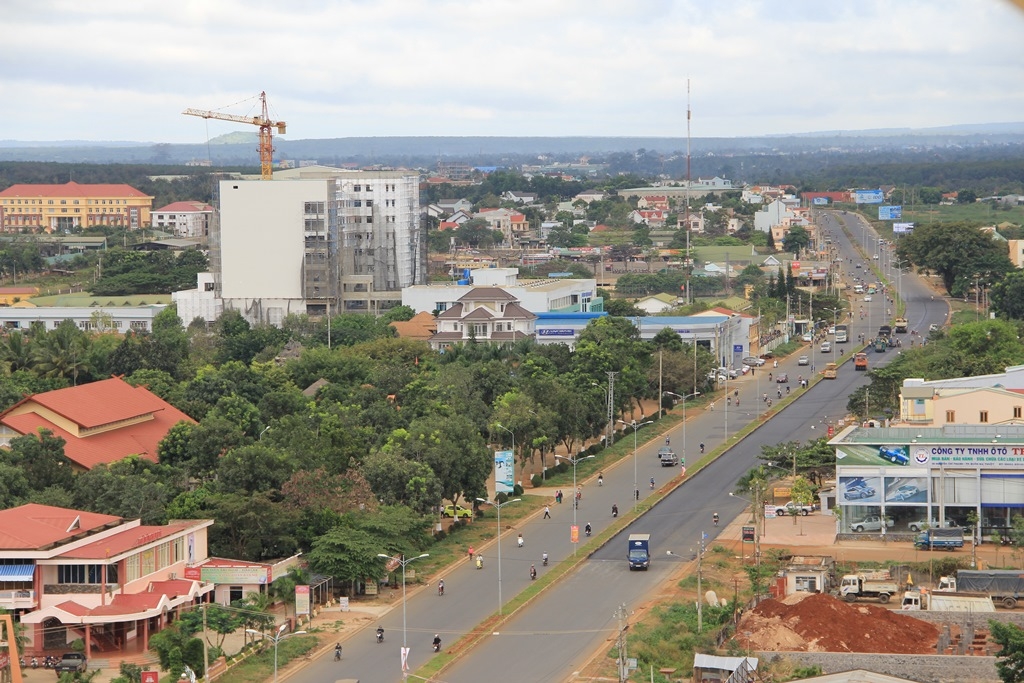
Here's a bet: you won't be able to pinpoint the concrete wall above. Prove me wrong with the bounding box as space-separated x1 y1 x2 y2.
755 652 999 683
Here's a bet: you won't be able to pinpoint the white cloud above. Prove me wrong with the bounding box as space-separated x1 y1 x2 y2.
2 0 1023 142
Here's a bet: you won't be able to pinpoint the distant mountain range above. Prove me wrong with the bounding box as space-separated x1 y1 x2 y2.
2 123 1023 167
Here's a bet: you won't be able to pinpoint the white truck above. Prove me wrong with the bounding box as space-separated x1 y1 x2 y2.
772 501 816 516
939 570 1024 609
901 590 995 612
839 571 900 603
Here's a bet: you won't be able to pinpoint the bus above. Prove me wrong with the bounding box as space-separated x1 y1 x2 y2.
834 324 849 343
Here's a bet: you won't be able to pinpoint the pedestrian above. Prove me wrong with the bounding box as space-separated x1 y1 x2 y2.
634 489 640 501
576 487 582 501
556 490 562 504
468 546 475 561
543 506 551 519
769 372 773 382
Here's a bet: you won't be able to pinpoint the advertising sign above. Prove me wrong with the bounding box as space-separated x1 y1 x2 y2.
840 476 882 504
199 566 271 584
884 476 928 504
742 526 756 541
812 197 829 205
836 444 910 467
878 205 903 220
538 328 575 336
733 344 744 353
142 673 160 683
494 450 515 494
911 445 1024 468
571 525 579 544
855 189 885 204
893 222 915 234
763 504 776 519
295 585 310 617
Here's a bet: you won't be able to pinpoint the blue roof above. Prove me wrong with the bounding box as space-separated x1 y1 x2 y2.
0 564 35 581
639 315 728 324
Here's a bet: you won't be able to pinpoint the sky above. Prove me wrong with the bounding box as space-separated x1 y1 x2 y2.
3 0 1024 144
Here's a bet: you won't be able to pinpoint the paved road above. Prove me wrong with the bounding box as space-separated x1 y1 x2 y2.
300 210 947 683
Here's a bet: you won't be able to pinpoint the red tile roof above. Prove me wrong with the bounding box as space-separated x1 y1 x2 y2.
55 600 92 616
154 201 214 213
0 504 121 551
0 377 195 470
0 181 150 199
89 592 164 616
59 522 194 559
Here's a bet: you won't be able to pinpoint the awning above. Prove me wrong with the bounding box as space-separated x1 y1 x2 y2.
0 565 35 581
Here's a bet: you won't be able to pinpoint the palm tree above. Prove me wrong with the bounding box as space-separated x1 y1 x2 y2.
0 331 33 374
30 322 90 382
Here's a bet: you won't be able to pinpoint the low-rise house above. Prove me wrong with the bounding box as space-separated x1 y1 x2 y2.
429 288 536 350
150 201 214 238
0 376 195 471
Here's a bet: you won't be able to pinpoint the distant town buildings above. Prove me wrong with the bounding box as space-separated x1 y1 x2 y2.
151 201 215 238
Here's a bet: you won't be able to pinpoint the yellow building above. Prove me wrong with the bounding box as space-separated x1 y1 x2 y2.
0 181 153 232
0 286 39 305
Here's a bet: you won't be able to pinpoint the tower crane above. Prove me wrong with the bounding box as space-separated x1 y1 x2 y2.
183 91 286 180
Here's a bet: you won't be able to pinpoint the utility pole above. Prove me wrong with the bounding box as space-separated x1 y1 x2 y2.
606 371 618 445
615 603 629 683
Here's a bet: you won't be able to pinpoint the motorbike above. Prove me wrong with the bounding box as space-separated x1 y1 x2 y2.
433 637 442 653
376 628 384 644
612 504 618 518
584 524 592 537
530 565 537 580
542 553 548 566
334 646 342 662
517 534 524 548
475 556 484 569
438 581 445 596
713 514 719 527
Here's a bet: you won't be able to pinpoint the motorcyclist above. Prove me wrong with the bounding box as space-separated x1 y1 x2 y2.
530 564 537 580
517 533 524 548
611 504 618 518
699 443 705 454
437 579 444 596
475 555 483 569
713 512 720 526
584 522 592 536
542 552 548 565
376 626 385 643
598 472 604 487
650 476 655 489
433 634 442 652
334 643 342 661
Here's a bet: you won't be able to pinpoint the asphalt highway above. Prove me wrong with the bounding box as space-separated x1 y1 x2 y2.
301 210 948 683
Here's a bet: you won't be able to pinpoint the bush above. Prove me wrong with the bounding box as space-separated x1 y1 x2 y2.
513 483 524 496
531 474 543 488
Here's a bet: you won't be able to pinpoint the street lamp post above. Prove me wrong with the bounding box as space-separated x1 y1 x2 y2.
668 543 705 633
554 452 595 555
377 552 429 680
663 392 700 458
617 419 652 510
245 623 307 683
476 497 521 615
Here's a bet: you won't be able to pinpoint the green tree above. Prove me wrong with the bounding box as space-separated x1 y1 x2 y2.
177 604 242 651
781 226 810 255
991 620 1024 683
897 222 1013 295
990 271 1024 320
3 429 74 492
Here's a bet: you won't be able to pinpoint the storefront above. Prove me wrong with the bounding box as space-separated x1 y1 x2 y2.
829 425 1024 541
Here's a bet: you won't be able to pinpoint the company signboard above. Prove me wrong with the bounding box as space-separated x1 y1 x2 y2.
878 205 902 220
187 565 271 584
911 445 1024 468
893 222 915 234
854 189 885 204
538 328 575 336
812 197 829 205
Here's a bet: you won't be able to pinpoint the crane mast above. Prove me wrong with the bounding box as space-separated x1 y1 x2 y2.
183 91 286 179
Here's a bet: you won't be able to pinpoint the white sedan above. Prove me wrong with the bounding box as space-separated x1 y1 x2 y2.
864 295 873 302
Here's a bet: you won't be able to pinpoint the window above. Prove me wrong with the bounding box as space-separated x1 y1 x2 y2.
353 185 362 192
366 200 373 207
1015 406 1022 419
126 555 140 582
980 410 989 423
946 410 955 422
354 200 362 207
472 323 487 337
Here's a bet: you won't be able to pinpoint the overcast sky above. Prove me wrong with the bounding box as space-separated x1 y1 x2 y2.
4 0 1024 144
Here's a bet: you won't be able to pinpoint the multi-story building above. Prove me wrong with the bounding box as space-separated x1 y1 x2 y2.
175 166 424 325
0 181 153 232
151 201 214 238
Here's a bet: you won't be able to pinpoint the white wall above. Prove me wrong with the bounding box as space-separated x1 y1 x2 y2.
219 180 325 300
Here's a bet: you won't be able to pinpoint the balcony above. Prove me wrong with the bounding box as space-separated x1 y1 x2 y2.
0 588 36 609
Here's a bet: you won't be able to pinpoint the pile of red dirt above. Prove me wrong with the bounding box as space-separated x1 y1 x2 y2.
737 592 940 653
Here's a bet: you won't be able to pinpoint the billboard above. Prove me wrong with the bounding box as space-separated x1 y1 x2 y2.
812 197 829 205
878 205 902 220
295 585 310 616
494 450 514 494
836 444 910 467
893 222 915 234
855 190 884 204
840 476 881 504
884 476 928 504
186 565 271 584
910 444 1024 468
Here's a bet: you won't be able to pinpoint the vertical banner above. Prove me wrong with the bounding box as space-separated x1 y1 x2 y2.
494 450 514 494
571 525 579 544
295 585 310 617
402 646 410 673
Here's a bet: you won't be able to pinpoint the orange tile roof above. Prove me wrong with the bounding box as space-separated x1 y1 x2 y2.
154 201 214 213
59 522 195 559
89 592 164 616
0 377 195 470
0 504 121 550
55 600 92 616
0 181 150 199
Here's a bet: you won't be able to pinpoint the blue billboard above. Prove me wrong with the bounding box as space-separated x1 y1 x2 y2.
878 205 902 220
854 189 884 204
812 197 829 205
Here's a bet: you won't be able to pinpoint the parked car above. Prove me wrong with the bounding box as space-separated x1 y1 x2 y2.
442 504 473 519
851 515 893 533
844 484 876 501
742 356 766 367
820 342 832 353
798 355 809 366
773 501 817 516
890 484 920 501
878 446 909 465
907 518 961 532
